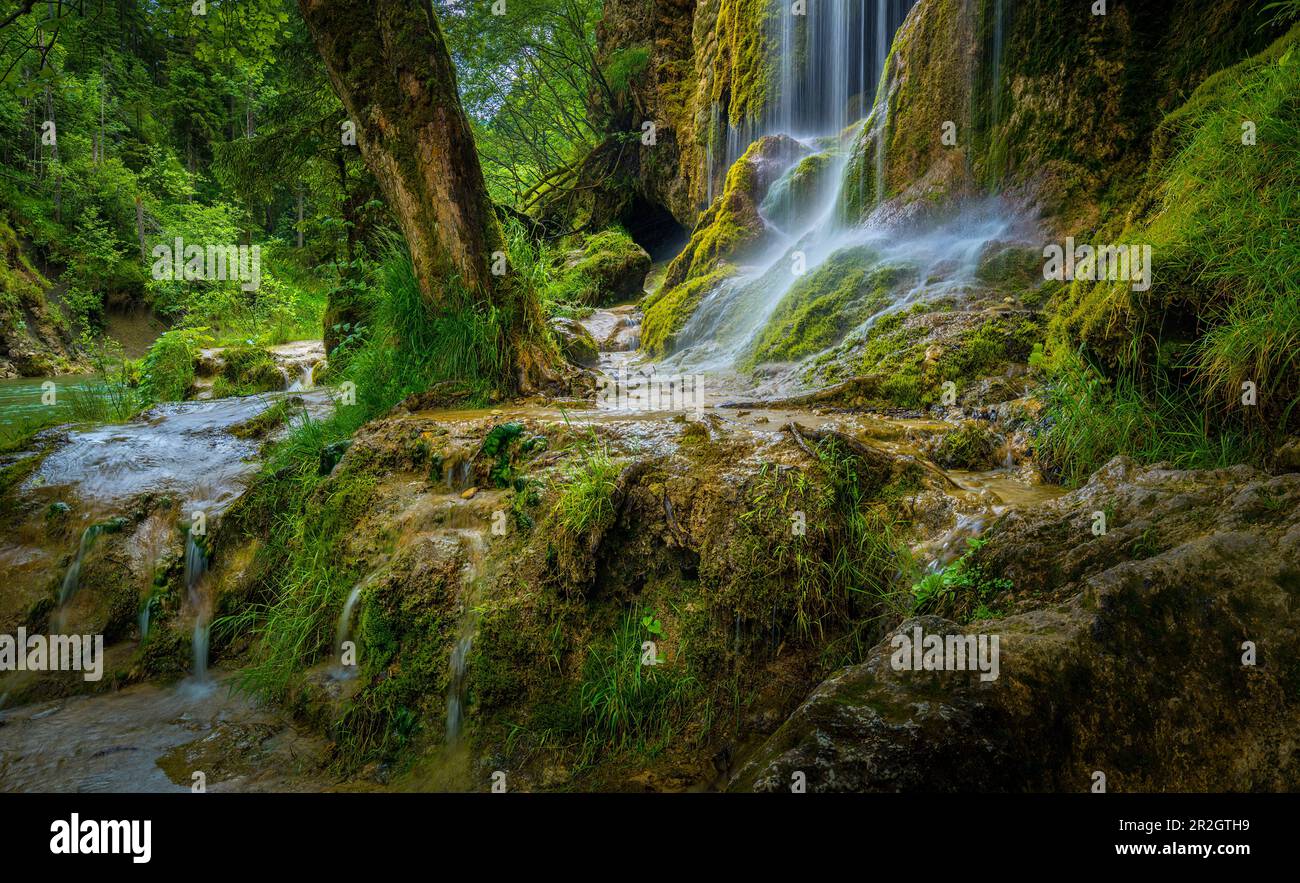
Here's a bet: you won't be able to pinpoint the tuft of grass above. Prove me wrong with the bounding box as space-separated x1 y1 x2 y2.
553 431 620 537
1036 351 1260 487
723 435 912 646
572 606 698 762
140 328 208 404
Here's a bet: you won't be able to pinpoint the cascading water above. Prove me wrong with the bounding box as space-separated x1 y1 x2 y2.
57 523 107 607
712 0 916 182
662 0 1021 389
333 584 364 679
445 531 487 745
184 532 211 682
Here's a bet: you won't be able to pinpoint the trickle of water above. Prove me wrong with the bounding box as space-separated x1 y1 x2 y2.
445 531 487 745
184 532 207 603
333 584 364 679
287 360 325 392
58 523 107 607
443 457 475 493
192 619 210 682
184 532 211 682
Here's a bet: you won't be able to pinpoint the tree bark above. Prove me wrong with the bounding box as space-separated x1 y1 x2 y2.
296 0 504 301
297 0 556 391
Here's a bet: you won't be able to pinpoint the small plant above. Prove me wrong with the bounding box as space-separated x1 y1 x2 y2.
910 538 1012 620
553 429 620 538
640 612 663 636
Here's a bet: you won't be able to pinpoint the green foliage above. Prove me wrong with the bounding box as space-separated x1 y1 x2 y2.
343 246 506 415
482 422 527 487
1036 352 1258 487
1051 26 1300 447
910 538 1012 620
604 46 651 94
572 607 698 759
139 328 210 404
440 0 607 206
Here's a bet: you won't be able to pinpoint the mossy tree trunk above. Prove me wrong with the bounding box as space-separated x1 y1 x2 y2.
297 0 552 389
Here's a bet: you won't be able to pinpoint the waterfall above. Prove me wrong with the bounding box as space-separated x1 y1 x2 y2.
333 584 364 679
658 0 1024 383
184 532 211 682
57 524 107 607
712 0 916 181
445 531 487 745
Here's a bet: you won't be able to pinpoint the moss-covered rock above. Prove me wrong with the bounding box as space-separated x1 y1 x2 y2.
549 317 600 367
840 0 1285 233
639 135 803 358
640 266 735 357
662 134 804 291
744 246 908 366
928 420 1002 470
548 228 651 307
806 306 1042 410
760 150 839 231
213 345 284 397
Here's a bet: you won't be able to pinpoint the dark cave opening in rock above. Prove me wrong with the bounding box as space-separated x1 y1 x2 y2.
620 196 688 263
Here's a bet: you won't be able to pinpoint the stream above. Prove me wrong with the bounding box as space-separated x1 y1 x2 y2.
0 310 1065 792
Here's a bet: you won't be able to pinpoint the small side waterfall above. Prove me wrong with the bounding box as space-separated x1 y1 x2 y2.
184 532 211 682
333 584 364 679
445 531 487 745
57 523 107 607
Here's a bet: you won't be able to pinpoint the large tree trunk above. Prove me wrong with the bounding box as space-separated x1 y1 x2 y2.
297 0 503 301
297 0 554 391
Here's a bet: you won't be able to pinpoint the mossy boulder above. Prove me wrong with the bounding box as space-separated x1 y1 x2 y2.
760 150 838 230
550 317 600 367
639 135 804 358
745 246 909 366
661 134 806 292
806 306 1041 410
213 345 284 397
928 420 1001 470
549 228 652 307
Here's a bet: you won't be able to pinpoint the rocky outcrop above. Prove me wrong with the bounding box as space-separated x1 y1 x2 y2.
733 457 1300 792
549 229 652 307
641 134 805 356
0 220 80 378
558 0 776 242
845 0 1286 234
